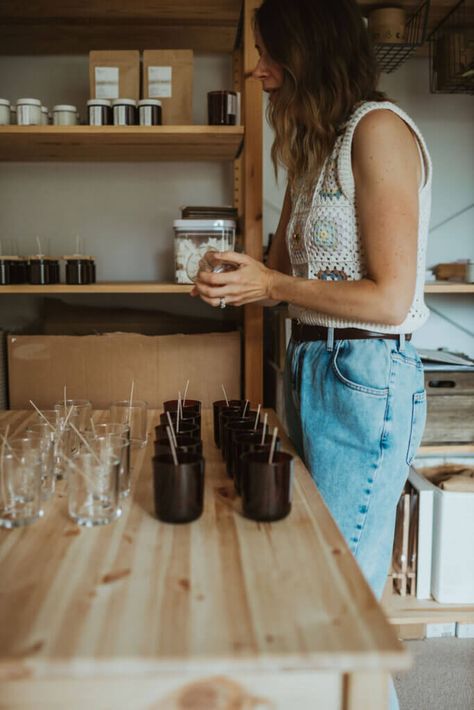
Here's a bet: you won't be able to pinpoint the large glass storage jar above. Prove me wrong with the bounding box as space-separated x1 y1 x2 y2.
173 219 236 284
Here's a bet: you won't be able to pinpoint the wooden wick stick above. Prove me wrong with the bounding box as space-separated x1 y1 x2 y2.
128 380 135 428
177 392 182 434
253 404 261 431
183 379 190 407
0 425 11 504
166 426 179 465
260 413 268 445
221 384 229 406
69 422 101 464
63 404 75 429
29 400 56 432
166 411 177 448
63 384 67 412
90 417 96 437
268 427 278 464
242 399 249 418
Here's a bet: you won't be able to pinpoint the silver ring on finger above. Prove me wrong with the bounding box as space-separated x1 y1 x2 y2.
219 297 226 309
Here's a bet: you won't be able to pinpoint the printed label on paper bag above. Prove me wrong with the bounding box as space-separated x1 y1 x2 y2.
148 66 172 98
95 66 119 99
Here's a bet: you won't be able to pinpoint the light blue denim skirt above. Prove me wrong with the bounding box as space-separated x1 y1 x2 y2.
284 335 426 599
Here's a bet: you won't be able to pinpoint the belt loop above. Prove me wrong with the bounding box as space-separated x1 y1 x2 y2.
398 333 405 351
327 327 335 352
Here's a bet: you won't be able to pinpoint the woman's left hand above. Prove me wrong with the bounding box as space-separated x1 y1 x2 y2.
191 251 274 307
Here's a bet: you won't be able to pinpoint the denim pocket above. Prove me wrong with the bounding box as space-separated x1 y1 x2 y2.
331 340 389 397
406 390 427 464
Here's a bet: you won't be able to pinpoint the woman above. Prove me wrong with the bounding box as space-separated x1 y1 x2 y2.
193 0 430 624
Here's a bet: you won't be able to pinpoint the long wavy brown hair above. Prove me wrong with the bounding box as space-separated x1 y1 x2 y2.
254 0 388 183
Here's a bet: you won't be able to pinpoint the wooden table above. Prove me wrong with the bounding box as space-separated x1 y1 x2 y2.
0 409 409 709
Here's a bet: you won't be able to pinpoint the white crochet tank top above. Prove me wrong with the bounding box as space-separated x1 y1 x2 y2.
287 101 432 333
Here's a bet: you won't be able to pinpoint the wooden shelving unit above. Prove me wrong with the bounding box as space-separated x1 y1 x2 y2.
384 591 474 625
417 443 474 455
0 126 244 162
0 0 243 54
424 282 474 293
0 282 193 294
0 0 264 404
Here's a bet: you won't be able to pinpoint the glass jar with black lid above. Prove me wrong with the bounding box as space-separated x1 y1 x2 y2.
64 255 96 284
28 256 60 285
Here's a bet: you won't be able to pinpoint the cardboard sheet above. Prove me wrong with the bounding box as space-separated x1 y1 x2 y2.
7 332 241 409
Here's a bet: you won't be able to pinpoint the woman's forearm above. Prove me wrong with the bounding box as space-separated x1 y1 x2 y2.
268 270 411 326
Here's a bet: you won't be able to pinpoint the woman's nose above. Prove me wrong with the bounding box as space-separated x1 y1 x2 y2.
251 58 268 80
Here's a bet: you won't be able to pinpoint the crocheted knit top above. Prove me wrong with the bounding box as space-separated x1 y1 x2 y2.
286 100 432 333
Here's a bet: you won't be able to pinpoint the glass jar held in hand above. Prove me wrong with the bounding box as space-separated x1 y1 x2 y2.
191 250 276 309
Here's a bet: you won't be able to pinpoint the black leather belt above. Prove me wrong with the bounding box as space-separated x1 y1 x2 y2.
291 321 412 342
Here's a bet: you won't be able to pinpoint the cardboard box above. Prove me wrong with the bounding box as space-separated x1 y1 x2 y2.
142 50 193 124
7 332 241 409
411 462 474 604
89 50 140 100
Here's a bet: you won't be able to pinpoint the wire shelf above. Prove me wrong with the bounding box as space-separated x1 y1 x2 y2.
371 0 431 73
429 0 474 94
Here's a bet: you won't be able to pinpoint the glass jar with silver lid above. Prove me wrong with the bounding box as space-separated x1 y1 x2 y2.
137 99 162 126
87 99 112 126
17 98 42 126
112 99 136 126
52 105 78 126
0 99 11 125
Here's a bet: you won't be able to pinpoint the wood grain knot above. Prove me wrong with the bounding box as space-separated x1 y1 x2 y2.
100 568 131 584
64 528 80 537
178 578 191 591
151 676 274 710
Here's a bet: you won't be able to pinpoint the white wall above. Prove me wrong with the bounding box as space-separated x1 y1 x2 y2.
263 56 474 358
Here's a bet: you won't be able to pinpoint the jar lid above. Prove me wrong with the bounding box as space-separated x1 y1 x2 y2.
87 99 112 107
0 99 11 107
173 219 236 230
17 98 41 106
53 104 77 112
137 99 162 107
112 99 137 107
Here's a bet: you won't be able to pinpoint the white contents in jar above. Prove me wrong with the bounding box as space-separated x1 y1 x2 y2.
0 99 11 125
173 219 236 284
53 105 78 126
17 98 42 126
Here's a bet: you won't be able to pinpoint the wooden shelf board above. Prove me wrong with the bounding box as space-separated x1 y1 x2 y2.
425 282 474 293
0 282 193 294
383 591 474 625
0 2 456 55
0 126 244 162
0 1 243 54
417 444 474 455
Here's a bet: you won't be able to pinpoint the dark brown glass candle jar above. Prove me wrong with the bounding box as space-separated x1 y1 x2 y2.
233 431 280 495
241 450 293 522
154 434 202 458
212 399 242 448
221 412 256 464
152 452 204 524
154 421 200 442
64 256 94 285
207 91 238 125
28 256 60 284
